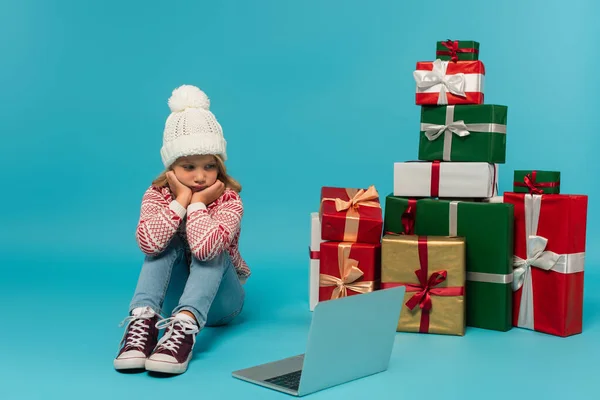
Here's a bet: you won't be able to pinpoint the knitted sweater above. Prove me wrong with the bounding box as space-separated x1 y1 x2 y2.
135 185 250 282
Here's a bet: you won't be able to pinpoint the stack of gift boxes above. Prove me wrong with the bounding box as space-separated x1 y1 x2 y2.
309 40 588 338
309 187 383 310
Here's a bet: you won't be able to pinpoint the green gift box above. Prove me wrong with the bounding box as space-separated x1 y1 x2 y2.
414 199 514 332
419 105 508 163
436 40 480 61
383 194 423 235
513 170 560 194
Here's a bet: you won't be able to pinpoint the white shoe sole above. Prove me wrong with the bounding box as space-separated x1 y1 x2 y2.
114 356 147 370
145 353 192 374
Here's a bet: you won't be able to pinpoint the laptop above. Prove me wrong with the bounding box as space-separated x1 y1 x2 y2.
232 286 406 396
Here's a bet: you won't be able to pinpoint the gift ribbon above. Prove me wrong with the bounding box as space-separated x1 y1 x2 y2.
401 199 417 234
413 59 467 105
448 201 459 236
321 186 381 242
421 106 507 161
467 272 514 284
319 243 375 300
512 194 585 330
381 236 464 333
308 247 320 260
436 40 479 62
430 161 440 197
513 171 560 194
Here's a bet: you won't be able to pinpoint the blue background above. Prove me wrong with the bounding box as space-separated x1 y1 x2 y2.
1 0 598 399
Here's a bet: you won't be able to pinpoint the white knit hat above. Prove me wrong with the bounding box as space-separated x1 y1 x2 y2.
160 85 227 168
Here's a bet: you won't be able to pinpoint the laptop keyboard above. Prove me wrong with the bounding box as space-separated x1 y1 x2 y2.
264 370 302 391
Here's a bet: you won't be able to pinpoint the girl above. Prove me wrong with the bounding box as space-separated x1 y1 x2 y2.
113 85 250 375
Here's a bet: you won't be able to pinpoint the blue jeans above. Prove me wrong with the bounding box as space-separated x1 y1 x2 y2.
129 235 245 328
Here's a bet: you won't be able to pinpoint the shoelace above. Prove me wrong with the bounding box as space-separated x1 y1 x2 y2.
155 316 200 354
118 315 152 350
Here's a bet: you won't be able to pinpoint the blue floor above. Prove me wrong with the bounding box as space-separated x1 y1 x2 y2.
2 255 599 400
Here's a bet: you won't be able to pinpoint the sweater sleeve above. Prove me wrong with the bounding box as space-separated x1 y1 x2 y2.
185 190 243 261
135 186 186 255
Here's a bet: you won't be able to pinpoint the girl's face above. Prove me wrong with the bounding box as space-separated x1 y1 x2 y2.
172 155 219 192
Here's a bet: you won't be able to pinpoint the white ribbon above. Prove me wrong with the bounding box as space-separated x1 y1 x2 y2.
413 59 466 105
424 121 471 141
467 271 514 284
429 106 466 161
512 194 584 330
553 253 585 274
449 201 459 236
513 235 560 291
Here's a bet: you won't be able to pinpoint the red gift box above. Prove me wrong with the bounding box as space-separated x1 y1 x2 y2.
319 241 381 301
413 59 485 105
504 193 588 337
320 186 383 244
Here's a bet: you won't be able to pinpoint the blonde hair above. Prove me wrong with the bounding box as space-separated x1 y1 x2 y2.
152 154 242 193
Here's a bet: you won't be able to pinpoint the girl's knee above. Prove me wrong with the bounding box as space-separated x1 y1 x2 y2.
145 237 185 262
207 303 244 327
190 251 229 268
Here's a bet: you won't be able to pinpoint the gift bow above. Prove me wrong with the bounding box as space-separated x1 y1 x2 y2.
512 235 560 291
522 173 545 195
424 120 470 141
334 185 380 213
404 269 448 311
320 186 381 243
414 59 466 105
319 245 375 300
441 40 461 62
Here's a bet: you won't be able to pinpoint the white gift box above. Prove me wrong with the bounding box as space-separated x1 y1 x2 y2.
393 161 498 198
309 212 323 311
483 196 504 203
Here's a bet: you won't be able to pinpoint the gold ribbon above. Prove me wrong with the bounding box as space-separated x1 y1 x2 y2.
320 185 381 242
319 243 376 299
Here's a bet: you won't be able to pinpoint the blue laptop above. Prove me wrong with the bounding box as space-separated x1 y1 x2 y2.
232 286 406 396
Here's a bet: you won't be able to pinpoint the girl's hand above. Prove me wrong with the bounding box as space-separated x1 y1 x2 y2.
191 180 225 206
166 171 193 207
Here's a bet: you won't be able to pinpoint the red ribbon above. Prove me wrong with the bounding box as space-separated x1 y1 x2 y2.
401 199 417 234
436 40 479 62
430 161 440 197
308 246 320 260
514 170 560 194
381 236 464 333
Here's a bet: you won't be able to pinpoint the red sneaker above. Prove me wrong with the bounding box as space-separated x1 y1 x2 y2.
145 314 200 374
114 307 159 370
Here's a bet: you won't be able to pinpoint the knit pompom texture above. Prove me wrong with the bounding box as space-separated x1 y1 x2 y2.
168 85 210 112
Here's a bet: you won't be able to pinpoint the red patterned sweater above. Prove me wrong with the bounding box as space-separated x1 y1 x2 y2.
135 185 250 283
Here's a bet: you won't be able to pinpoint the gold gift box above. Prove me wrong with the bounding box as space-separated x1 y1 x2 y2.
381 235 466 336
